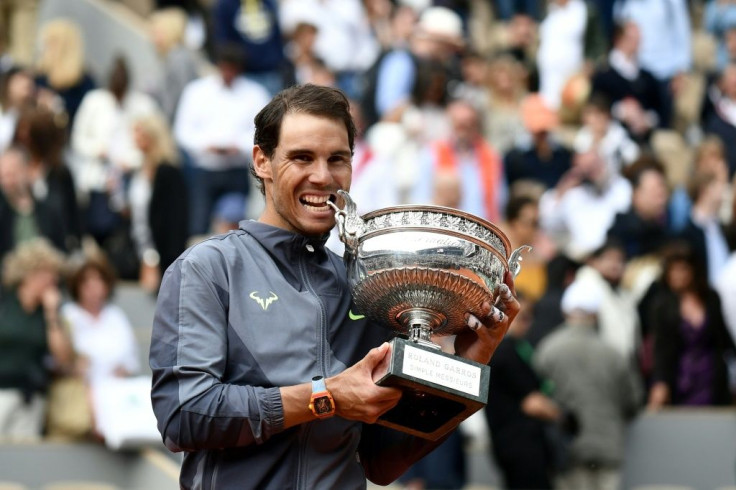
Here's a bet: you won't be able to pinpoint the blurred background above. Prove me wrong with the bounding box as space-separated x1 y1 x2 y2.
0 0 734 489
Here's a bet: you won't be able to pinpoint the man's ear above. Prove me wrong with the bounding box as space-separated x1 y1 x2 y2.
252 145 272 181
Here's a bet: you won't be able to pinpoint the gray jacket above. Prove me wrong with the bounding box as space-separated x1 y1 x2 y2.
150 221 439 489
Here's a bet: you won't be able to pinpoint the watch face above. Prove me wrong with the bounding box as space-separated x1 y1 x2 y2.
313 395 333 415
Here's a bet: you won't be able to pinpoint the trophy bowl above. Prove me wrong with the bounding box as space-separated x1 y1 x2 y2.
330 190 529 347
329 190 531 440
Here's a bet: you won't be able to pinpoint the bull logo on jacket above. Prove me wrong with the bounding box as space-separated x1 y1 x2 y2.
249 291 279 311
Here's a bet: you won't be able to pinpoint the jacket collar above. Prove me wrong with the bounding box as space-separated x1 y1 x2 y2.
239 220 330 261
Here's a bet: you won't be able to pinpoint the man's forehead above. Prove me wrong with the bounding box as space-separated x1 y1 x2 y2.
277 112 350 145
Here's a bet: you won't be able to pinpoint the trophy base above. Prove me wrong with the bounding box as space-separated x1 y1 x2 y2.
374 337 490 440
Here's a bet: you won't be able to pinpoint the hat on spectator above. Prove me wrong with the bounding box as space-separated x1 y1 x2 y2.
520 94 559 133
561 279 602 315
415 6 464 47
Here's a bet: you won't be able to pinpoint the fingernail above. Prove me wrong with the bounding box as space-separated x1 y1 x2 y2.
498 284 512 300
467 314 482 331
491 306 504 323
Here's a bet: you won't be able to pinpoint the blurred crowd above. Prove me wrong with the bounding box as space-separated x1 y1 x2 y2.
0 0 735 489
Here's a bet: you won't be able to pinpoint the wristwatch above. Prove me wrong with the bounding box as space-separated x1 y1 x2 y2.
308 376 335 419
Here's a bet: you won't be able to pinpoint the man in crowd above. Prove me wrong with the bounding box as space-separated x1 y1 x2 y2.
149 84 519 489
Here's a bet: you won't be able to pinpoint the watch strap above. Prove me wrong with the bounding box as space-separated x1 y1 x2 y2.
311 375 327 392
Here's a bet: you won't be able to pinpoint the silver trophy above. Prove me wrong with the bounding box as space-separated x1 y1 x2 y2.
329 190 530 439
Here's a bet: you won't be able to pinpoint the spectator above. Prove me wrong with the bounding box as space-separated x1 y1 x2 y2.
703 63 736 178
607 157 671 259
212 0 284 96
539 148 632 261
61 253 139 389
129 113 189 292
703 0 736 71
715 249 736 351
0 238 73 440
526 254 579 347
535 279 642 490
680 170 731 286
0 146 67 258
505 94 572 190
34 19 96 128
22 106 81 253
485 294 561 490
573 239 641 363
484 55 528 156
646 244 736 409
537 0 606 109
411 99 505 222
174 43 270 236
0 66 35 152
614 0 692 128
573 92 640 175
149 7 202 123
590 21 665 141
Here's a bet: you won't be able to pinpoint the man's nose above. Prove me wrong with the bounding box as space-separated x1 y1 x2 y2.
310 160 332 184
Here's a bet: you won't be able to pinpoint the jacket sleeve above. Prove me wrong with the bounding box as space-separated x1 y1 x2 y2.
149 250 285 452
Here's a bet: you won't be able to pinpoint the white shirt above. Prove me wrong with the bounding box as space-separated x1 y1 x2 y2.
61 302 140 388
128 170 153 257
173 74 270 170
540 176 632 261
71 90 159 192
715 253 736 346
574 121 640 174
537 0 588 108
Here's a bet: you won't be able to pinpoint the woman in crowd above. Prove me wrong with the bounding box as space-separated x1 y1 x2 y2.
0 66 35 153
35 19 96 128
646 243 736 409
61 253 139 389
0 238 73 440
129 112 189 291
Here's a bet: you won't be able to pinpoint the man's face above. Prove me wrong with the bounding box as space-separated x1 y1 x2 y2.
591 248 626 285
253 113 352 237
633 170 668 220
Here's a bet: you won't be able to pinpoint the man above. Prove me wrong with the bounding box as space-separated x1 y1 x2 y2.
173 43 271 236
412 99 505 222
591 21 665 141
149 84 519 489
534 280 641 490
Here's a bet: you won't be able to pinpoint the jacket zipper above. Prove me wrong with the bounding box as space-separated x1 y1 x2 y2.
295 247 329 490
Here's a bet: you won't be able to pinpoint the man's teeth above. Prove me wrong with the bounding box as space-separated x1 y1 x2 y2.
302 195 330 206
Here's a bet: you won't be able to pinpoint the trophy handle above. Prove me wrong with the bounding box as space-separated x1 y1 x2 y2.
508 245 532 278
327 190 364 255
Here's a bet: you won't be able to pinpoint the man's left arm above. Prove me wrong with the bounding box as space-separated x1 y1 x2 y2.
357 271 520 484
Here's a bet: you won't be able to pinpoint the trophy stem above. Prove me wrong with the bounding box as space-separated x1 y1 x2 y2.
397 309 445 350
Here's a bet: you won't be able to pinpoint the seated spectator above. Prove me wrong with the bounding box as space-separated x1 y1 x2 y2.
61 253 139 388
703 63 736 178
680 170 731 286
535 280 642 490
21 106 81 252
130 113 189 291
0 66 35 152
34 19 96 128
0 146 67 258
646 244 735 409
484 55 528 156
505 94 572 190
591 21 664 141
539 148 632 262
573 93 640 175
60 252 140 441
607 157 672 259
0 238 73 440
485 294 561 490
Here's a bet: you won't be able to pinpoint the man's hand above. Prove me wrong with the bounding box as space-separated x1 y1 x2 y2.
454 271 520 365
329 343 403 423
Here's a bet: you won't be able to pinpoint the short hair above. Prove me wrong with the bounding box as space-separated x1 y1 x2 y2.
251 84 356 195
623 153 666 189
2 238 65 288
66 253 117 302
584 92 612 115
505 195 537 223
149 7 188 53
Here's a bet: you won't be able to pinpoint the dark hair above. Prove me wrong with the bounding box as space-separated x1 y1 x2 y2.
67 254 117 302
623 153 666 189
107 55 130 102
251 84 356 194
584 92 612 115
505 195 537 223
214 42 246 68
24 107 67 167
588 237 625 260
660 240 709 301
